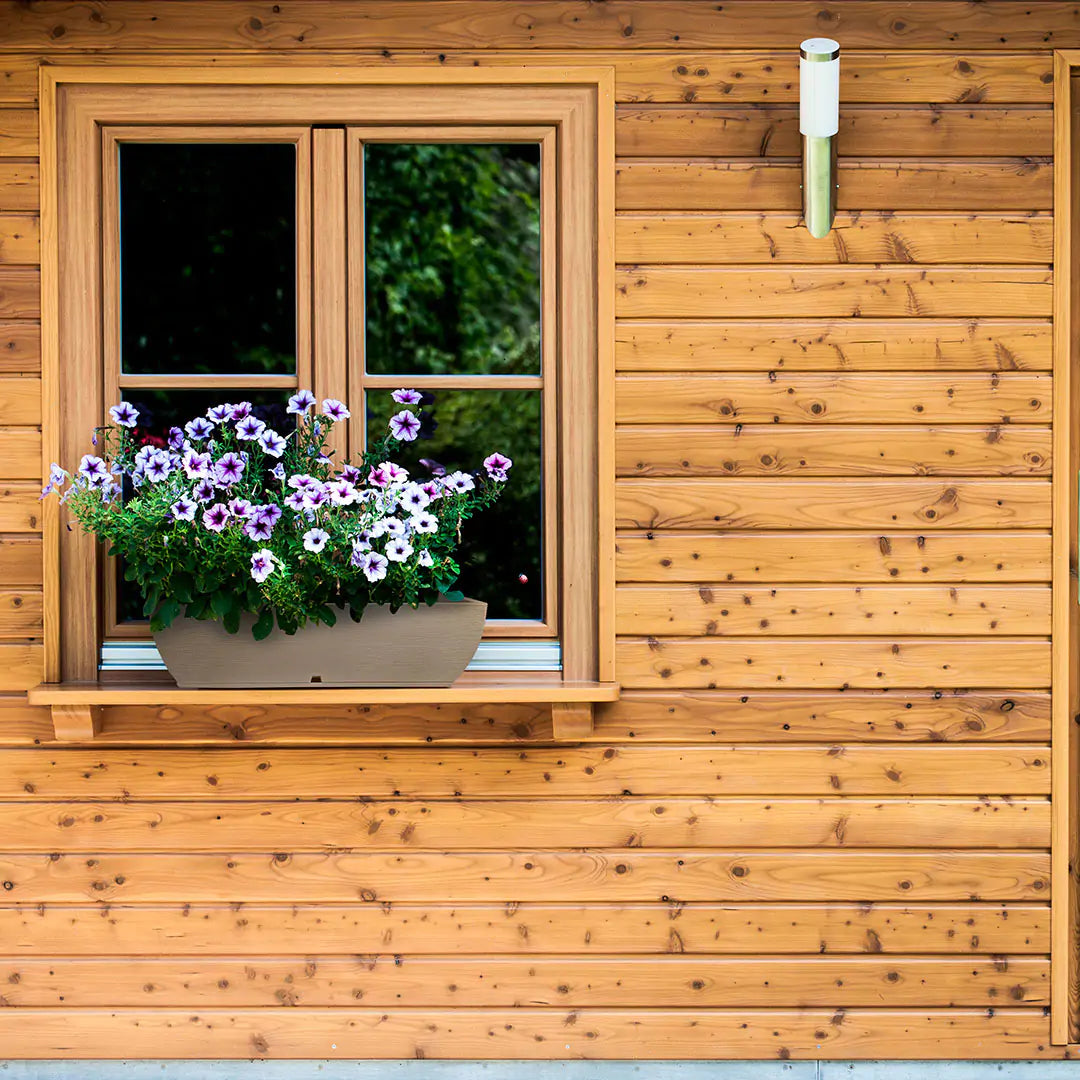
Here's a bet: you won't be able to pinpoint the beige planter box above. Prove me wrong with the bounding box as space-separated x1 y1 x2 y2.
153 599 488 689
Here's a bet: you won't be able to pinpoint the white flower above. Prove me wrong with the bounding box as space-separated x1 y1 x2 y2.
409 512 439 535
443 470 474 493
303 528 330 554
380 517 407 538
399 482 431 513
328 479 357 506
418 549 435 568
360 551 388 582
250 549 277 584
385 538 414 562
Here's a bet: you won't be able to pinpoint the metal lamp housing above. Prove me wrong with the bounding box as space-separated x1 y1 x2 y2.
799 37 840 239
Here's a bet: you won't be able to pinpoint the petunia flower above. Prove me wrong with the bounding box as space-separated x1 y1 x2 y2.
380 517 407 538
359 551 388 582
287 389 317 416
302 485 329 510
392 388 423 405
78 454 108 482
303 527 330 553
228 498 255 520
235 415 266 441
321 398 351 423
193 479 216 503
182 449 212 481
206 404 233 425
385 538 414 563
166 427 185 451
229 401 253 422
258 428 287 458
383 462 408 485
244 518 274 542
389 409 421 441
284 491 306 512
328 479 357 506
419 457 446 478
367 464 390 488
184 416 214 442
288 473 318 491
202 503 230 532
170 496 197 522
417 549 435 568
419 480 443 501
340 464 363 485
271 462 286 481
409 512 439 535
109 402 139 428
483 452 513 482
443 470 475 493
144 450 173 484
214 452 245 487
399 483 430 513
253 503 282 528
250 549 276 584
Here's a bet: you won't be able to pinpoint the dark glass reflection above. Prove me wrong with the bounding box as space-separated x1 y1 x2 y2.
366 389 543 620
364 143 542 376
120 143 297 376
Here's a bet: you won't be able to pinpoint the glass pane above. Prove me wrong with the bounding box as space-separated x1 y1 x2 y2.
115 389 293 624
366 389 543 620
364 143 542 376
119 143 297 376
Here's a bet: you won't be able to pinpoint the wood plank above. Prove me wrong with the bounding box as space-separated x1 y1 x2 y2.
617 425 1052 477
616 585 1051 637
0 213 37 264
0 376 41 424
616 478 1051 530
0 535 41 585
0 589 41 637
0 484 42 531
0 162 37 213
0 955 1049 1008
617 637 1051 690
615 531 1051 583
0 643 40 690
616 161 1054 212
0 109 36 158
0 1007 1059 1060
0 850 1050 903
0 429 40 480
0 901 1048 957
616 319 1053 372
1 3 1078 50
616 212 1054 265
0 269 38 318
598 690 1052 743
617 373 1051 423
0 321 38 373
616 106 1053 158
0 746 1048 798
0 61 37 105
0 796 1047 852
616 267 1053 319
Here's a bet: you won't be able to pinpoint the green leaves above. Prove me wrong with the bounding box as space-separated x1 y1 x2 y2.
149 597 181 632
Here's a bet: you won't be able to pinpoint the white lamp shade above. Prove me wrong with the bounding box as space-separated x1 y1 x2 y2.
799 37 840 137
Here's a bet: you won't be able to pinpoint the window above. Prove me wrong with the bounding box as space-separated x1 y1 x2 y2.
46 72 612 688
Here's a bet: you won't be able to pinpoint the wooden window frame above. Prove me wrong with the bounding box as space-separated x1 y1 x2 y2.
40 65 616 690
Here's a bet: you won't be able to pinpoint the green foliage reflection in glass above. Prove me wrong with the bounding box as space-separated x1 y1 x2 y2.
364 143 541 376
365 143 544 622
119 143 297 376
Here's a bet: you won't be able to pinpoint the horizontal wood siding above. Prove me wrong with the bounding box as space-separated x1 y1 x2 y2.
0 0 1067 1061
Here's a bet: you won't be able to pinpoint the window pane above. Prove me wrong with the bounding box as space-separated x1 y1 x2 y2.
364 143 541 376
120 143 297 376
366 389 543 620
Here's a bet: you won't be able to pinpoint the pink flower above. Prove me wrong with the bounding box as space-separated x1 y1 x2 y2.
483 452 512 481
389 409 421 442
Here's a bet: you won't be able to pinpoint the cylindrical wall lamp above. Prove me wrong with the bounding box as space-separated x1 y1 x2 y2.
799 37 840 238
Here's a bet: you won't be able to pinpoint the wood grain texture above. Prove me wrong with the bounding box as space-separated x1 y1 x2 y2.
0 588 41 637
616 425 1052 477
615 584 1051 636
0 535 41 586
0 214 38 264
616 161 1054 212
0 429 42 480
615 267 1053 318
0 643 41 690
0 376 41 424
0 269 39 318
0 901 1048 956
0 109 37 157
0 746 1047 797
616 478 1051 530
0 955 1049 1007
0 850 1051 902
0 796 1047 851
0 321 39 372
0 163 38 213
0 484 43 531
616 373 1050 423
615 319 1052 372
615 531 1051 583
615 106 1054 158
616 212 1054 265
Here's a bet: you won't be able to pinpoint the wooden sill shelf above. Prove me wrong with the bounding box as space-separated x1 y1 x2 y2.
26 676 620 741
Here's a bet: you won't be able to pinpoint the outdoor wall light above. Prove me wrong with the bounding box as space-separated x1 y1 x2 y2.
800 37 840 238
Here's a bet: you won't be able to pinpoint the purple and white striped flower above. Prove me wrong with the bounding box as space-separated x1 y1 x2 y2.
392 388 423 405
388 409 421 442
108 402 139 428
321 398 351 423
328 479 357 506
143 450 174 484
228 498 255 520
399 483 431 513
182 449 212 481
284 490 307 512
250 548 276 584
303 527 330 553
253 503 282 528
419 457 446 478
229 401 253 422
167 427 185 451
78 454 108 483
287 389 317 416
409 511 439 535
214 452 245 487
170 496 197 522
244 518 274 542
202 503 230 532
379 517 407 538
235 415 266 441
420 480 443 501
359 551 388 582
206 404 233 425
483 452 513 482
288 473 319 491
340 463 363 485
258 428 287 458
383 462 408 485
443 470 475 494
184 416 214 442
385 538 414 563
271 462 286 481
193 478 216 503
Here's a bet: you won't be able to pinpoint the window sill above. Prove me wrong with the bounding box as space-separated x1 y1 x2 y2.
26 675 620 742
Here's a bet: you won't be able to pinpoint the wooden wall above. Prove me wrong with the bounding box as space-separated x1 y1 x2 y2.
0 0 1072 1060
